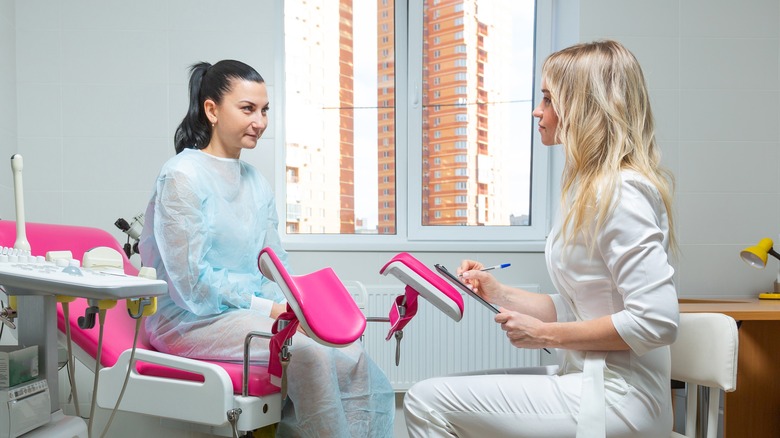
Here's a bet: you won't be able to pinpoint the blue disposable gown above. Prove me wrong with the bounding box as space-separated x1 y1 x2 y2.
139 148 394 437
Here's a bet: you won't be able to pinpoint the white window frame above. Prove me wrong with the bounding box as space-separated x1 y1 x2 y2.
406 0 555 245
275 0 564 251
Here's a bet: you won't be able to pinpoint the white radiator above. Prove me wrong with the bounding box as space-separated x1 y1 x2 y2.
357 284 542 391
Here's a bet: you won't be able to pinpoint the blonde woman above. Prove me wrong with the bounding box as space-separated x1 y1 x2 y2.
404 40 678 437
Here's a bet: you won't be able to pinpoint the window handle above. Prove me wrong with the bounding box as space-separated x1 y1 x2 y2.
411 83 420 108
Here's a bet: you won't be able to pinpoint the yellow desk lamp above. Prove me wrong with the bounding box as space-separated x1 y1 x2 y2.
740 237 780 299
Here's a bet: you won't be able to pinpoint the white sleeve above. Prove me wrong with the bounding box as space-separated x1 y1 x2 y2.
602 179 679 356
550 293 576 323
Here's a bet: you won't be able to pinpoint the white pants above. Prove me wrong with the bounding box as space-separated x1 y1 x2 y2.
403 370 671 438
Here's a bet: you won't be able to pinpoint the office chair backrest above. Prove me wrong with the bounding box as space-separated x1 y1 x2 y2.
670 312 738 438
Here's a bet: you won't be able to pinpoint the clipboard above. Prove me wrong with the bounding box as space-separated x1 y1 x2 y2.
435 264 500 314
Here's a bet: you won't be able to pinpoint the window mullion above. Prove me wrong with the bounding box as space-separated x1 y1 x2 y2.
404 0 423 242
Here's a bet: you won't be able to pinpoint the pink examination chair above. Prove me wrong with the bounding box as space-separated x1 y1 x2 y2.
0 220 464 437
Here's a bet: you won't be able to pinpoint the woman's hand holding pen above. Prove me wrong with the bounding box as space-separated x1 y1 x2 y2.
458 259 504 305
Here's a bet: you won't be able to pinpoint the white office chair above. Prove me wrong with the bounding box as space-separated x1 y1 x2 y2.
670 312 738 438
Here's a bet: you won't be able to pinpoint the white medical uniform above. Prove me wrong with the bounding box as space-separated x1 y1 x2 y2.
140 148 394 438
404 171 679 437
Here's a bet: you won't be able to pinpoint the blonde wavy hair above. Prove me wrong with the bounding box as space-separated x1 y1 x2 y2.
542 40 676 252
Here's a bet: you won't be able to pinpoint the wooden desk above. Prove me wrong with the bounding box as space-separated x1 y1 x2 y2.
679 298 780 438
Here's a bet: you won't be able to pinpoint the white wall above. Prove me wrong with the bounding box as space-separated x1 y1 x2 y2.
0 0 15 219
10 0 278 245
578 0 780 298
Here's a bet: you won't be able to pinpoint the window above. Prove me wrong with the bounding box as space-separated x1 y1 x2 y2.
280 0 554 246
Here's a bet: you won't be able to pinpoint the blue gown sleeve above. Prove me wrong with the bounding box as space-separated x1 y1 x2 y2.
257 179 291 301
153 169 285 316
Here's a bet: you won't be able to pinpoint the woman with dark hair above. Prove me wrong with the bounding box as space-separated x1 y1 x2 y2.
139 60 394 437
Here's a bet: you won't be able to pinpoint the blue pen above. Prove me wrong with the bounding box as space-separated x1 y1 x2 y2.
480 263 511 272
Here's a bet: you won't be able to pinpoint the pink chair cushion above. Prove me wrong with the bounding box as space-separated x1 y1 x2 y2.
259 247 366 346
0 220 277 397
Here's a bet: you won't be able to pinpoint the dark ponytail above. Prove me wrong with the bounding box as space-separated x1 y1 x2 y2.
174 60 265 154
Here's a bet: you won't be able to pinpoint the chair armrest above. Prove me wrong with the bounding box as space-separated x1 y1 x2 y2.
97 349 235 427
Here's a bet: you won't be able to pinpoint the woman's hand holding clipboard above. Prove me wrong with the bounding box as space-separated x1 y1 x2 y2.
435 263 551 354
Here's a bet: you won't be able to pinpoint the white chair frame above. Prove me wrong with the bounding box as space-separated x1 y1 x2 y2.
670 312 738 438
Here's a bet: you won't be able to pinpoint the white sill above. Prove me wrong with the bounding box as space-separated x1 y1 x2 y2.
282 239 546 253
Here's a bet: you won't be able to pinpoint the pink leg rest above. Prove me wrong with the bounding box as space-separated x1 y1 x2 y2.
380 252 464 320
